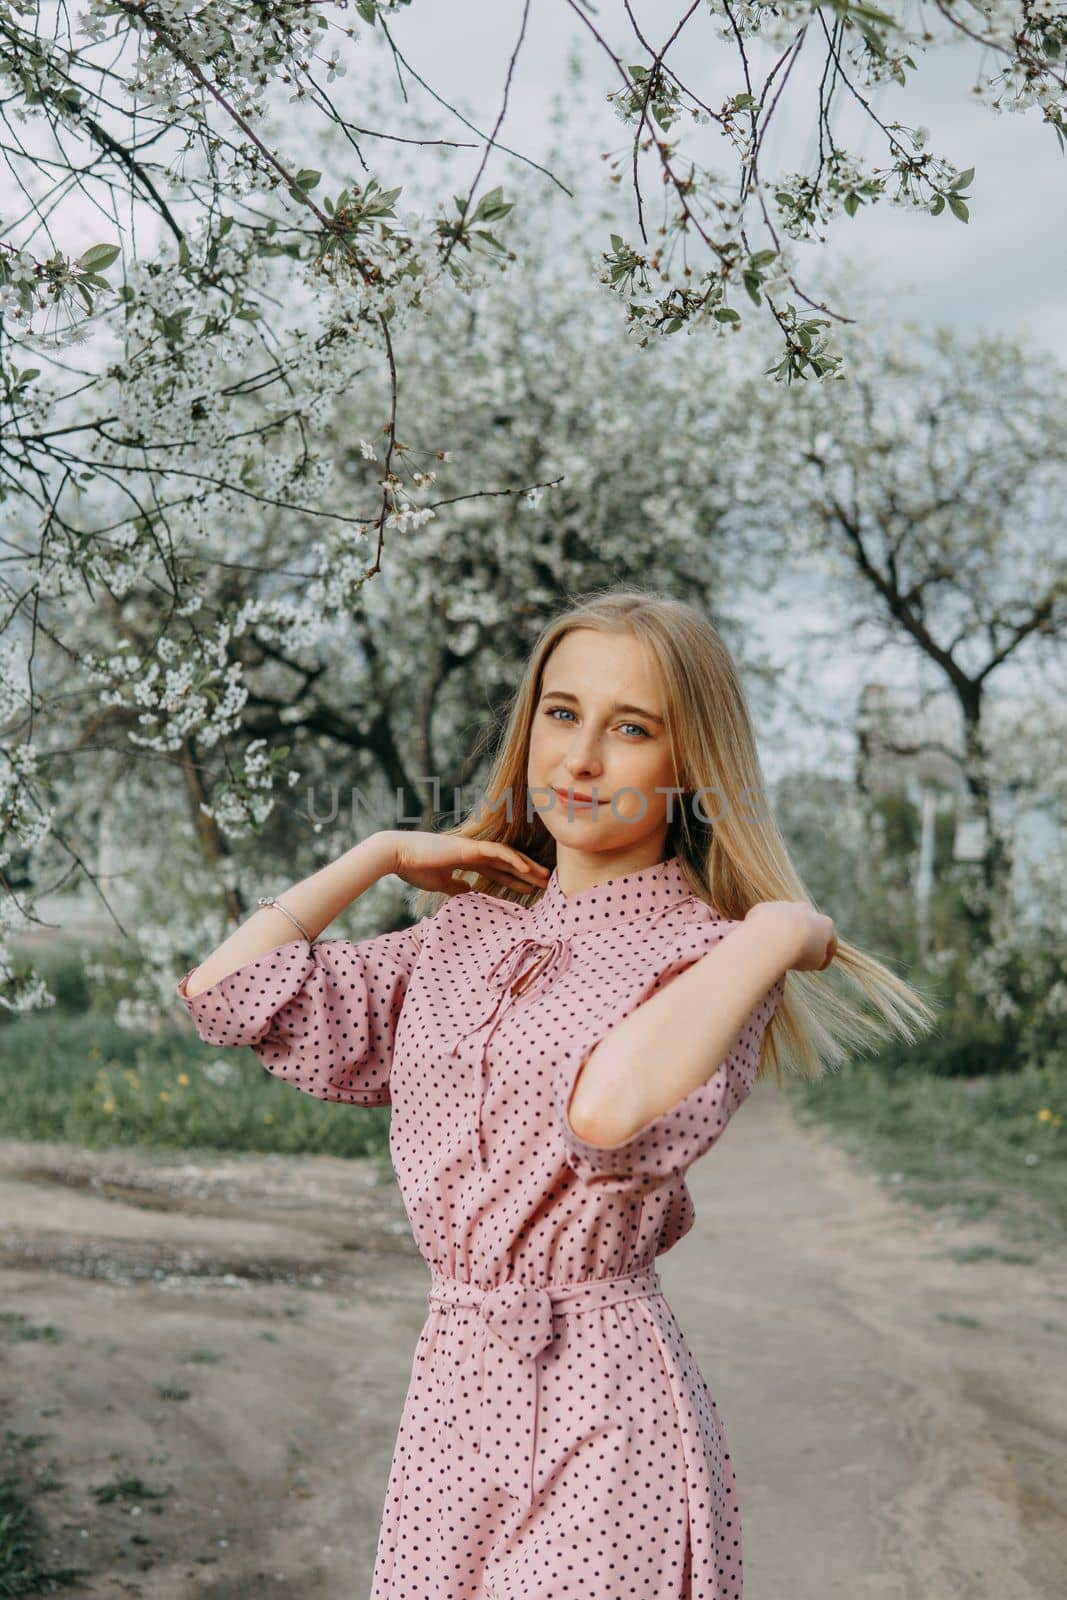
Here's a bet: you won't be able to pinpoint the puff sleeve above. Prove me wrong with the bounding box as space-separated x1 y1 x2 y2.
175 919 431 1106
553 922 786 1195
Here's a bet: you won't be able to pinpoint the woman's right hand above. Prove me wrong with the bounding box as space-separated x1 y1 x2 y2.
744 899 838 972
384 831 551 897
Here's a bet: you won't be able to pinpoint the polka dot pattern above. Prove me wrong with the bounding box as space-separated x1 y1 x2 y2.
176 920 431 1105
176 855 786 1598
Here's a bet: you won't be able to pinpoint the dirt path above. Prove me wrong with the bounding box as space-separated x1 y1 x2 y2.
2 1077 1065 1600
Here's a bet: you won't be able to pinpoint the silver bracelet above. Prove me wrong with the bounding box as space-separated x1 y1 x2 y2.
257 895 313 944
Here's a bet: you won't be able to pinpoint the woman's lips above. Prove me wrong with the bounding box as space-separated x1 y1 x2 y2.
552 786 598 807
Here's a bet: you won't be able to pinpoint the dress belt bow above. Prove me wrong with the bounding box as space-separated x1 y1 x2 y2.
426 1265 663 1507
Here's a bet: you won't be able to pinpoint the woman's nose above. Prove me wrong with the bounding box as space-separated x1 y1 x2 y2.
565 744 601 772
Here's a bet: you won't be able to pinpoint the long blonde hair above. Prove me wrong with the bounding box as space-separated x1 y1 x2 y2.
412 586 939 1085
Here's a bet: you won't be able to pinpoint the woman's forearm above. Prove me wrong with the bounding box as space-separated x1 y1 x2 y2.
180 831 401 1000
567 918 797 1149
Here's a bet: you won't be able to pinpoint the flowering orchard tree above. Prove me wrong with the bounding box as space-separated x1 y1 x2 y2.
1 0 1064 1010
3 203 760 1023
723 317 1067 949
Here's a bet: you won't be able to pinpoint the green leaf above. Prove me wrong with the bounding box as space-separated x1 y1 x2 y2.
713 307 741 323
947 193 969 222
731 93 757 109
609 233 625 252
78 243 120 272
748 249 778 268
843 191 860 216
293 168 322 191
371 185 403 212
847 1 898 28
930 194 945 215
950 166 975 191
472 186 513 223
856 22 887 60
356 0 378 22
743 273 762 306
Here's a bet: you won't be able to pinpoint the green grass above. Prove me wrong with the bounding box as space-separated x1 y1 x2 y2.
0 1006 393 1168
0 1431 88 1596
0 1314 64 1345
89 1475 170 1506
787 1053 1067 1253
3 947 1065 1258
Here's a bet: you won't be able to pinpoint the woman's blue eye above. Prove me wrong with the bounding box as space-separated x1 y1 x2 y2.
543 707 649 738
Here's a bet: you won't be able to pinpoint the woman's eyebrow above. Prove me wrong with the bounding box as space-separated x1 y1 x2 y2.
540 689 665 725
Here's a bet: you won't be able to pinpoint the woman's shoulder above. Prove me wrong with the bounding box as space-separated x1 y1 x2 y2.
568 894 743 965
671 894 745 946
621 895 747 973
415 887 529 942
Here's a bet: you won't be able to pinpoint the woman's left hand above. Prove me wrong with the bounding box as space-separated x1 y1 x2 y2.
744 900 838 972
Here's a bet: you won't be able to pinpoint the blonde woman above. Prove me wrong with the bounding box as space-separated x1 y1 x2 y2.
178 588 936 1600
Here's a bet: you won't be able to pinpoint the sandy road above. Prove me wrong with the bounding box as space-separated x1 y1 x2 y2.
1 1077 1064 1599
670 1085 1066 1600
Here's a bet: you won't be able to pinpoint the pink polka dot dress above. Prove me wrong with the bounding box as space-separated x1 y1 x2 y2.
177 853 786 1599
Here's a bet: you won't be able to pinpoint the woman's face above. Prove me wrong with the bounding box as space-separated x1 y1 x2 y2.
526 628 683 868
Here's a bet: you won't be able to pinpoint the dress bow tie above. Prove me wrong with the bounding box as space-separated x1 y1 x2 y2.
449 935 571 1169
483 935 568 996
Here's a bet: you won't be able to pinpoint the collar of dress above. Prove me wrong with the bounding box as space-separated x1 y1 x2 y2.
526 851 700 939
